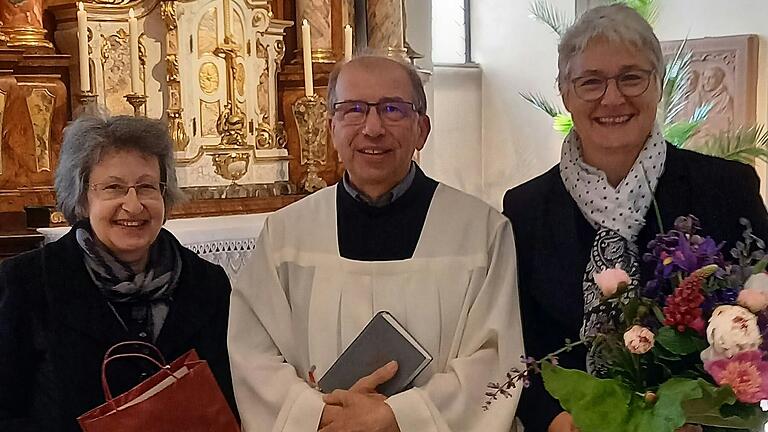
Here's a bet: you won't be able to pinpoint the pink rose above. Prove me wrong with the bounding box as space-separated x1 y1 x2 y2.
623 325 655 354
594 268 631 298
737 288 768 313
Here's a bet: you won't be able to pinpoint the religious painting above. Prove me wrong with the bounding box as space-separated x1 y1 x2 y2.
661 35 758 146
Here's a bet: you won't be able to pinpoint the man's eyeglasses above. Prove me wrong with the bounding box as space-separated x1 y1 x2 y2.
89 182 166 201
571 69 655 102
332 100 419 125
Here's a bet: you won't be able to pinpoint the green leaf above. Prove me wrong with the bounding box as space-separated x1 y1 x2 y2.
553 113 573 135
655 326 708 355
692 125 768 164
665 121 702 148
529 0 571 37
519 92 562 118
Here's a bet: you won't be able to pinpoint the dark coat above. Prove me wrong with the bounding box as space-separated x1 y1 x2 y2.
0 227 238 431
503 144 768 432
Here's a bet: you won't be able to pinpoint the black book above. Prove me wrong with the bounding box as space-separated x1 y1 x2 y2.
317 311 432 397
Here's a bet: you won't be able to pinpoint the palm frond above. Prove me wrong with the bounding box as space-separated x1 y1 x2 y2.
553 113 574 135
690 102 712 123
520 92 562 118
692 125 768 164
613 0 659 25
659 42 697 125
664 121 702 148
529 0 571 37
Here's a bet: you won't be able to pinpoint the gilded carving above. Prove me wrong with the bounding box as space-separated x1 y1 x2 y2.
235 63 245 96
274 40 285 72
216 102 247 147
199 62 219 94
167 53 180 82
167 111 189 151
255 123 273 149
0 90 5 175
100 30 132 115
26 88 55 173
91 0 131 5
210 151 250 181
198 8 218 57
161 1 177 31
255 38 268 59
200 100 221 137
292 95 328 165
252 9 269 33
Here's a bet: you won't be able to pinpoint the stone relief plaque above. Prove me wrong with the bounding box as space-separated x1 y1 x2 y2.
661 35 758 146
199 61 220 94
26 88 55 173
198 8 218 57
200 99 221 137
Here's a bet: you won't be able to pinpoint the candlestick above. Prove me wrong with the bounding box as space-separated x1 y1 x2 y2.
344 24 352 62
76 2 90 92
128 8 141 94
301 19 314 97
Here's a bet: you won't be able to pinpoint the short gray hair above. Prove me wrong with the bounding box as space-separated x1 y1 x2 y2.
557 4 664 89
55 114 185 223
327 54 427 115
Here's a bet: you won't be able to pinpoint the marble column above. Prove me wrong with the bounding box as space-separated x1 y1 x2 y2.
0 0 51 51
296 0 334 62
366 0 405 57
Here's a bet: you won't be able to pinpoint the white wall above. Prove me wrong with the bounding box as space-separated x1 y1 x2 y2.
653 0 768 194
471 0 575 208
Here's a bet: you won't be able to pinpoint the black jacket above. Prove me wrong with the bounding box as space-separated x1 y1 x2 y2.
503 144 768 432
0 227 238 431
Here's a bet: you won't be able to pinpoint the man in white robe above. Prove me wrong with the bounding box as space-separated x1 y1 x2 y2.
228 55 524 432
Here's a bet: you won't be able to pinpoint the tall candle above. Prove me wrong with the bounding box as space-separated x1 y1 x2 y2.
128 8 141 94
344 24 352 62
301 19 314 97
76 2 90 92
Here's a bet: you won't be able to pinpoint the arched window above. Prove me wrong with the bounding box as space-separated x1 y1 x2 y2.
432 0 471 64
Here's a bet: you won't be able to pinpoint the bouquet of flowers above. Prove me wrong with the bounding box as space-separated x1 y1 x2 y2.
487 216 768 431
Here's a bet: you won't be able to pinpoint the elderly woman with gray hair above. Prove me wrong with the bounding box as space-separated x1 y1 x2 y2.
503 5 768 432
0 115 237 431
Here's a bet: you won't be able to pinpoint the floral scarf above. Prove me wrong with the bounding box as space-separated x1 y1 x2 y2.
75 221 182 341
560 123 666 373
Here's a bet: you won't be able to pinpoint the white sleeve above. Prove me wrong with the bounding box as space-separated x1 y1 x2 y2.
385 220 524 432
228 219 325 432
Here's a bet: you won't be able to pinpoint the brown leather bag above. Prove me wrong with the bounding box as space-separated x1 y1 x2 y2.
77 341 240 432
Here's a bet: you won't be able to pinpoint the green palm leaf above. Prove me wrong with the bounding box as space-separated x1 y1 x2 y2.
692 125 768 164
553 113 574 135
659 41 694 124
530 0 571 37
613 0 659 25
520 92 562 118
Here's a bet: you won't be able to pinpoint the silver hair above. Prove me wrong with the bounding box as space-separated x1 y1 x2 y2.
326 53 427 115
557 4 664 90
54 114 185 223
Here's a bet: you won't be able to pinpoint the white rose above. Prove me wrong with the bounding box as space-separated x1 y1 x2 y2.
624 325 655 354
745 272 768 292
705 305 762 359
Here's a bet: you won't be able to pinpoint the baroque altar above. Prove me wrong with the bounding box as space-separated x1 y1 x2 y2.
0 0 417 258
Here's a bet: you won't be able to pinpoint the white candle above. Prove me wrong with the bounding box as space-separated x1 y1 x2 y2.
344 24 352 62
76 2 90 92
128 8 141 94
301 19 314 97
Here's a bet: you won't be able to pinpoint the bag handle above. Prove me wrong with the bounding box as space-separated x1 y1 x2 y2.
100 342 174 407
103 341 167 365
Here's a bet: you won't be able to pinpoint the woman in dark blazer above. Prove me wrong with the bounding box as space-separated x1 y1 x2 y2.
0 115 237 431
503 5 768 432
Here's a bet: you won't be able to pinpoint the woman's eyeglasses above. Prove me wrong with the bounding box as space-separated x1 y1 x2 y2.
571 69 655 102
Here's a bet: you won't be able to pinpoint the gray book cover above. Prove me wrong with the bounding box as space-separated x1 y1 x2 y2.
318 311 432 397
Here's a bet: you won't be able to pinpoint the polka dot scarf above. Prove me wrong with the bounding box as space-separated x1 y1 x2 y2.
560 123 666 374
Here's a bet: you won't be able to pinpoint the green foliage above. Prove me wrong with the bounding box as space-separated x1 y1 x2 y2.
520 92 562 118
541 362 764 432
655 327 708 356
612 0 659 25
692 125 768 164
664 122 702 148
553 113 573 134
529 0 571 37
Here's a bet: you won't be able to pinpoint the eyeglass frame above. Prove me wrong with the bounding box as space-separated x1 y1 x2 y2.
331 99 422 125
88 181 167 201
569 68 657 102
